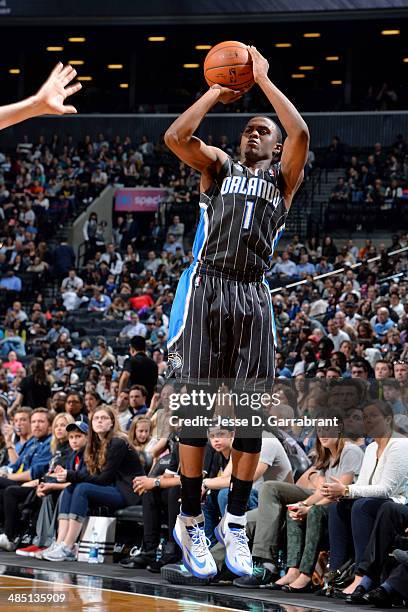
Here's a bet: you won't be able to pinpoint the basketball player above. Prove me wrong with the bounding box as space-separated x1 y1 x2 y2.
0 63 81 131
164 46 309 578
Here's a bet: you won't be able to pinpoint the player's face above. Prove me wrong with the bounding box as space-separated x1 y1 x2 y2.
240 118 280 163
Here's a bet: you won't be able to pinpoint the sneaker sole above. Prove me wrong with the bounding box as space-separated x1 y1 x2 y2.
161 566 210 586
172 527 217 580
42 555 76 562
214 524 252 578
16 551 35 557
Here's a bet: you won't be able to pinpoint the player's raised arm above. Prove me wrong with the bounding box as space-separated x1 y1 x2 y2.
164 85 241 177
0 63 82 131
248 46 310 207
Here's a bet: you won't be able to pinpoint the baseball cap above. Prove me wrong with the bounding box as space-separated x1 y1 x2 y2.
66 421 89 434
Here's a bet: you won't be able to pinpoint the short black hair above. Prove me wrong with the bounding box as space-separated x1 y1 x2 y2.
245 116 283 144
130 335 146 352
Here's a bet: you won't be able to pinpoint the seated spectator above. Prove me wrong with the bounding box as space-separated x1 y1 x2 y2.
0 266 22 294
127 432 181 571
331 177 349 201
128 416 157 471
321 400 408 596
119 312 147 339
60 268 83 293
105 295 127 320
2 406 32 461
42 405 143 561
167 215 185 243
296 254 315 279
0 408 52 548
327 318 350 352
276 352 292 378
273 252 298 279
119 385 149 431
93 338 116 367
11 358 51 411
382 379 406 415
2 350 23 377
344 501 408 605
83 389 102 420
163 233 184 256
88 289 111 313
65 392 88 423
0 411 74 550
208 429 293 580
271 412 363 592
18 420 88 558
371 306 395 338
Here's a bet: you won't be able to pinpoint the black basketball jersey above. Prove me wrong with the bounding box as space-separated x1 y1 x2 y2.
192 157 287 274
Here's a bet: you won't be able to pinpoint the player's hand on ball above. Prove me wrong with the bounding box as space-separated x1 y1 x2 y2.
248 46 269 83
210 84 243 105
34 63 82 115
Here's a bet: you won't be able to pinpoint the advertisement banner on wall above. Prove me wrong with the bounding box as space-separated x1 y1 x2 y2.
114 188 169 212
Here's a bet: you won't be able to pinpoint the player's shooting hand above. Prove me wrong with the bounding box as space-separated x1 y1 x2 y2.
33 63 82 116
248 46 269 83
210 84 243 105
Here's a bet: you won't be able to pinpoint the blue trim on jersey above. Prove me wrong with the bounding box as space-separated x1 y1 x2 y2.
262 277 278 348
271 223 286 255
192 207 206 261
167 263 197 347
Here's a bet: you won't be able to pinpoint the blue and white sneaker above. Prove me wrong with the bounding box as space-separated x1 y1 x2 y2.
214 512 253 577
173 513 217 579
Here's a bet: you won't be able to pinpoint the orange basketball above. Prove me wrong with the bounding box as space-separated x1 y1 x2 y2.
204 40 254 91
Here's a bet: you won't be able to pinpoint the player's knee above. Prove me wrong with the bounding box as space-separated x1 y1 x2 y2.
232 437 262 454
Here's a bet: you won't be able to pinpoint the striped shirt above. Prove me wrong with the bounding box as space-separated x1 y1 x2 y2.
192 157 287 274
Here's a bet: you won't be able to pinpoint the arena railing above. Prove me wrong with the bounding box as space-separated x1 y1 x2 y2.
0 111 407 149
269 245 408 295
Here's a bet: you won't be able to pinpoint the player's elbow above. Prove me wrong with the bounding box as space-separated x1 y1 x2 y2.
164 129 178 147
164 128 191 149
164 129 187 149
296 124 310 144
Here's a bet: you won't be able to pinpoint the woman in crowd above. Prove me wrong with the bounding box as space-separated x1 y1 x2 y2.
11 357 51 410
330 351 348 376
321 400 408 598
43 405 143 561
128 416 157 472
356 320 375 342
84 390 102 415
273 412 364 593
49 413 75 468
106 296 127 320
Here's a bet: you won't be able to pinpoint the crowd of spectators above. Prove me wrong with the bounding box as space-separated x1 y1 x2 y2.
0 131 406 604
326 135 408 232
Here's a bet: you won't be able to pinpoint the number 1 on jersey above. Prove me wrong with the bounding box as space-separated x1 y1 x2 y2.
242 200 254 229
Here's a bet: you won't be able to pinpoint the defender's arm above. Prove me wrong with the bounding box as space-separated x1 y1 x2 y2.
0 63 81 131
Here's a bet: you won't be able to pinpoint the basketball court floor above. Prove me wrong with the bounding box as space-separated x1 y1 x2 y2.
0 552 372 612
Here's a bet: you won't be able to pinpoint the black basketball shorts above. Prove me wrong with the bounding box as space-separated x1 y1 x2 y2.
166 263 276 389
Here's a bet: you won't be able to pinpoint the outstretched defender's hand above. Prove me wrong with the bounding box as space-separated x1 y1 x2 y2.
33 63 82 115
210 84 243 105
248 46 269 83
